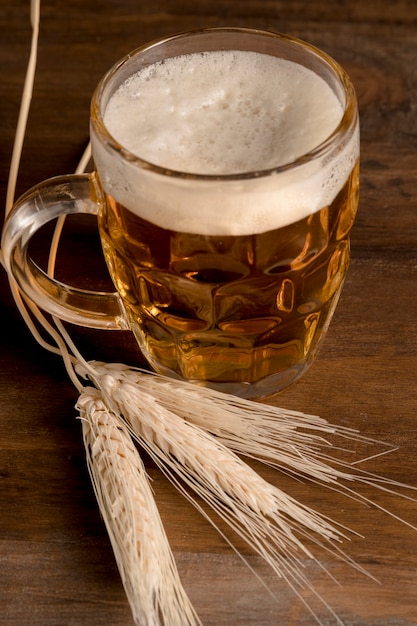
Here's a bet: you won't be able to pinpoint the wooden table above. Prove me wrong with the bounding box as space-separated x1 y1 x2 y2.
1 1 417 624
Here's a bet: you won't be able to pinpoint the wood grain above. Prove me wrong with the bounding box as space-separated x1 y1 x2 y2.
1 1 417 625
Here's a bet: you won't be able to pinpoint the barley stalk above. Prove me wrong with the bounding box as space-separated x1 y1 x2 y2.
81 362 415 492
79 362 417 536
78 366 381 625
77 388 201 626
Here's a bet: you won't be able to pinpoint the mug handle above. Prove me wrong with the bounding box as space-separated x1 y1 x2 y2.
1 173 129 330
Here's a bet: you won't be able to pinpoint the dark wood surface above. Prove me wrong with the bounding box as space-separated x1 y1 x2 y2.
1 2 417 625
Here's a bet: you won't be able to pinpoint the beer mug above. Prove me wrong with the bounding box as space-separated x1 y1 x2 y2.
2 28 359 398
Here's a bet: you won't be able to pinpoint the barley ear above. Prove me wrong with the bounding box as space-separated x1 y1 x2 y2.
76 387 201 626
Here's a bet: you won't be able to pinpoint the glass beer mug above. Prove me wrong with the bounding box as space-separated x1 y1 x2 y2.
1 28 359 398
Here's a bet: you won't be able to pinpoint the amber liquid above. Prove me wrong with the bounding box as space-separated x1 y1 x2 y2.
98 162 359 397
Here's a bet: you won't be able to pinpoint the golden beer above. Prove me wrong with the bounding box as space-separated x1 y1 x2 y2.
91 31 359 397
98 162 358 396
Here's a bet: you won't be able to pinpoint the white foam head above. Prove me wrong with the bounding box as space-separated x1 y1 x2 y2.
92 50 359 235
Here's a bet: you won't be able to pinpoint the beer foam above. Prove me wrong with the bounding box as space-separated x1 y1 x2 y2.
93 50 359 235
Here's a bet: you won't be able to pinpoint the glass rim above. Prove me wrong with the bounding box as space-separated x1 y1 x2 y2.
91 26 358 182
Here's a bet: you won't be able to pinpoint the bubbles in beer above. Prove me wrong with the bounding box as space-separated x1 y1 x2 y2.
93 49 358 236
104 50 343 175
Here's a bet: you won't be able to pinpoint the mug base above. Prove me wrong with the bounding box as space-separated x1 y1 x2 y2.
146 357 313 400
